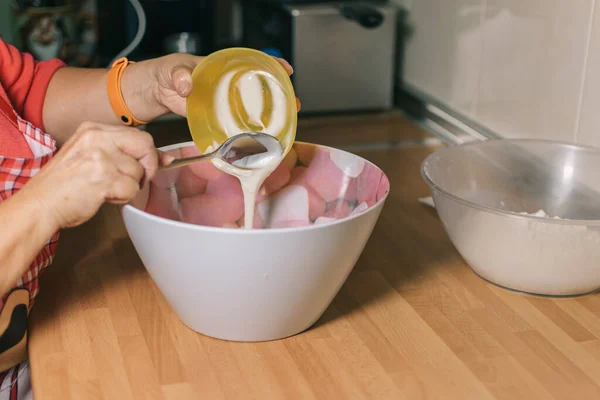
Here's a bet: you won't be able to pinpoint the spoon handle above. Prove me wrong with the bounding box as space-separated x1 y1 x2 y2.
159 152 214 171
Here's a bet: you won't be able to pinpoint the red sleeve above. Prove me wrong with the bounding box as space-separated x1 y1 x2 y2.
0 39 65 131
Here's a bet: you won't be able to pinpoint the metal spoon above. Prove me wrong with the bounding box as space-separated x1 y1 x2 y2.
159 132 282 171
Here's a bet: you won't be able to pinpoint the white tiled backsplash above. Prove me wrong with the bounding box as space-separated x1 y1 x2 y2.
396 0 600 148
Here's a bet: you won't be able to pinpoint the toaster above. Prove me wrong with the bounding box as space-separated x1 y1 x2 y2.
242 1 398 114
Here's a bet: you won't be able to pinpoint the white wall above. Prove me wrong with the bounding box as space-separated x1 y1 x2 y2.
400 0 600 147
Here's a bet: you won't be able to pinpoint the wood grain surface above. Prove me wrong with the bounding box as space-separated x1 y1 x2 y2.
28 112 600 399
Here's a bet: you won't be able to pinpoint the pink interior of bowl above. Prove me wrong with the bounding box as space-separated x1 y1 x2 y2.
129 142 390 229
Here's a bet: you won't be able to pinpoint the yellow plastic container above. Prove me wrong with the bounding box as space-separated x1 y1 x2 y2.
186 47 297 157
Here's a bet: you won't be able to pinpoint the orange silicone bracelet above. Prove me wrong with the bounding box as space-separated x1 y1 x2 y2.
107 57 149 126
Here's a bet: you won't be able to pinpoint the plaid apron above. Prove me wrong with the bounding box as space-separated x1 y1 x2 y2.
0 95 59 400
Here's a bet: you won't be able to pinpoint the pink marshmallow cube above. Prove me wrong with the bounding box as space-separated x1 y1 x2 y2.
180 146 225 181
307 188 327 221
180 193 242 227
271 219 312 229
343 178 358 203
350 202 370 216
145 183 180 221
283 147 298 170
261 163 291 196
289 167 326 220
357 162 383 204
237 209 265 229
175 167 208 199
325 200 352 219
296 144 317 166
205 174 245 222
290 166 309 185
306 151 357 202
377 175 390 202
152 168 180 189
314 216 336 225
130 181 150 210
258 185 310 228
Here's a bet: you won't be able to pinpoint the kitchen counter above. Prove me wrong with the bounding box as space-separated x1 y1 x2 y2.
28 112 600 399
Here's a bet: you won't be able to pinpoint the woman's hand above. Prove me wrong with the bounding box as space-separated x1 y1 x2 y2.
133 53 301 120
20 121 172 229
0 121 169 296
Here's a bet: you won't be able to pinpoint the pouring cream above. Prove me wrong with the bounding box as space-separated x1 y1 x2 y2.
212 135 283 229
210 67 288 229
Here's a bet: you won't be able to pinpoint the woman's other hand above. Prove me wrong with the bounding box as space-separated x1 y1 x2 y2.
21 121 172 229
145 53 301 118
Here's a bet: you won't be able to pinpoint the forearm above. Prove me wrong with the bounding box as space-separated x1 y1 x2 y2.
42 59 166 145
0 191 58 297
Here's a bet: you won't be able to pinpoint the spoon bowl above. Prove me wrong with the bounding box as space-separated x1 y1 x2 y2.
159 132 282 171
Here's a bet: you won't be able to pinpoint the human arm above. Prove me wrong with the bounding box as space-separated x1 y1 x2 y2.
41 54 298 146
0 38 199 143
0 188 59 297
0 121 170 297
41 54 203 145
0 39 297 147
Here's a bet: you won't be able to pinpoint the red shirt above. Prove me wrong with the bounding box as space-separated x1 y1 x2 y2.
0 40 65 396
0 39 64 157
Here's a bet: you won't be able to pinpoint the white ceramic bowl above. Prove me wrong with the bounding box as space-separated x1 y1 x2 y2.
121 141 390 341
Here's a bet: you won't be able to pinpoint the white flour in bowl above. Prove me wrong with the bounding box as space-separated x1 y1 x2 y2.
518 209 562 219
443 203 600 296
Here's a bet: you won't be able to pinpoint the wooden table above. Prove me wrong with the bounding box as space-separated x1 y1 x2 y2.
28 112 600 399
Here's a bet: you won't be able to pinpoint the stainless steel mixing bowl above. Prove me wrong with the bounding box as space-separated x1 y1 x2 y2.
421 139 600 297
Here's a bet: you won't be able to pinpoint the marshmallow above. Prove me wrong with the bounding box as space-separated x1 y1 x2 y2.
296 144 317 166
237 209 265 229
357 162 383 204
377 175 390 202
205 174 245 223
306 150 357 202
180 146 225 180
271 219 312 229
329 150 365 178
289 166 326 220
290 166 309 185
314 216 336 225
145 183 180 221
283 147 299 170
130 181 150 210
350 202 369 216
181 193 243 227
175 167 208 199
152 168 180 189
325 200 352 219
259 185 310 227
262 162 291 196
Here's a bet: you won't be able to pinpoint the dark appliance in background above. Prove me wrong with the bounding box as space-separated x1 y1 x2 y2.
242 0 397 114
97 0 216 66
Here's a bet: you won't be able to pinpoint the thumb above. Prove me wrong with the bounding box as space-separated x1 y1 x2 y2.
171 65 194 97
159 150 175 166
